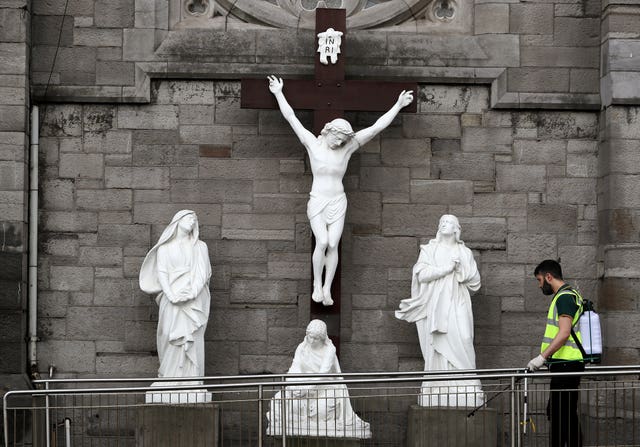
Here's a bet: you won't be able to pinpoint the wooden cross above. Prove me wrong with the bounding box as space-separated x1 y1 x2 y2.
240 8 417 352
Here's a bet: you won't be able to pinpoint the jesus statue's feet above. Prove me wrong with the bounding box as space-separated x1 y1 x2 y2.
312 284 324 303
321 287 333 306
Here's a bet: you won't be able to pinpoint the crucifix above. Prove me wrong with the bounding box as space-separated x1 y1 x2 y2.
241 8 417 350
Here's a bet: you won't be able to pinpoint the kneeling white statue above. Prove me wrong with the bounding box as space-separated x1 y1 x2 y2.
267 320 371 438
139 210 212 404
395 214 484 407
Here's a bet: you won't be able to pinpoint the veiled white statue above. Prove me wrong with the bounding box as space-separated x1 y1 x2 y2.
395 215 484 407
139 210 212 403
267 320 371 438
268 75 414 306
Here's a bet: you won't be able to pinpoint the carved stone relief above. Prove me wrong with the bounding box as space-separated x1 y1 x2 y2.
171 0 471 33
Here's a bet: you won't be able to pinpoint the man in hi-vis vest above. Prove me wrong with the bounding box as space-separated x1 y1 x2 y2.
528 259 584 447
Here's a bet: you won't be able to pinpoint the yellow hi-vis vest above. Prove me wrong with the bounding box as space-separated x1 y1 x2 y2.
540 286 584 362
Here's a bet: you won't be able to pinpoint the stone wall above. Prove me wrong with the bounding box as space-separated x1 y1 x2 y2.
0 0 30 386
36 81 600 376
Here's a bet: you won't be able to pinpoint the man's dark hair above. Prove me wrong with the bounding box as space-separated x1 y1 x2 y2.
534 259 563 279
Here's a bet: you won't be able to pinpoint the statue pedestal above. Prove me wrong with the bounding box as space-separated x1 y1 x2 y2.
406 405 497 447
273 438 361 447
136 403 219 447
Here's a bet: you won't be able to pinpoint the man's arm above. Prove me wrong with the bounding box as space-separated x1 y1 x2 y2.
268 76 316 148
350 90 414 152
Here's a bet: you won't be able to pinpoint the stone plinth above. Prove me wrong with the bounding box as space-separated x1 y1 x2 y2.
272 437 361 447
136 403 219 447
406 405 497 447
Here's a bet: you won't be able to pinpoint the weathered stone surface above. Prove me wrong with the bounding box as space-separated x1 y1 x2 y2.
431 152 495 181
380 138 429 167
403 114 461 138
105 166 170 189
547 178 596 205
341 343 398 372
351 236 416 267
510 4 554 35
462 127 512 153
117 106 178 130
42 211 97 232
507 233 557 263
513 139 565 164
496 165 546 192
508 68 570 93
418 85 488 114
77 189 132 211
475 4 509 35
209 309 268 341
521 46 599 68
352 309 414 342
554 18 599 47
94 0 134 27
382 204 446 237
37 340 96 373
481 264 525 297
97 224 150 246
50 266 93 292
411 180 473 204
527 204 578 233
360 167 410 193
199 158 280 179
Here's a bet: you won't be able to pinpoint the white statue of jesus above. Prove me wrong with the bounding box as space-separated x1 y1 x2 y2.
268 75 414 306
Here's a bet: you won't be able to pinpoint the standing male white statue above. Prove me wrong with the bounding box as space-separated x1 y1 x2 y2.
139 210 212 403
395 214 484 407
268 75 414 306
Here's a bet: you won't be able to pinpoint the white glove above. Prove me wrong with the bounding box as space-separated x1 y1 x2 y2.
527 354 546 371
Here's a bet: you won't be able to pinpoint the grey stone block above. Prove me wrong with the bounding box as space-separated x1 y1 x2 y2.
230 278 298 304
267 253 310 280
209 309 268 341
97 224 150 246
0 105 26 132
94 278 144 305
59 154 104 179
0 43 26 75
403 114 461 138
411 179 474 204
215 95 258 125
380 138 429 167
73 28 122 47
171 179 252 204
352 309 415 342
462 127 512 153
96 61 135 86
507 233 557 263
475 4 509 34
94 0 134 27
567 153 597 177
31 15 72 46
554 18 599 47
431 152 496 181
345 191 381 227
133 144 198 166
50 266 93 292
510 4 553 34
133 129 179 145
340 343 398 372
198 158 280 180
78 247 123 267
84 130 132 153
605 107 640 139
496 165 546 192
253 193 307 215
154 80 215 105
521 46 599 68
41 105 82 137
83 105 116 132
231 135 301 158
77 189 132 211
360 166 410 193
222 213 293 231
570 69 599 93
37 340 96 374
96 353 157 375
419 85 489 114
41 211 97 232
351 236 416 267
134 203 221 226
547 178 596 205
508 68 570 93
105 166 170 189
117 105 178 130
513 139 566 164
0 8 29 43
481 263 525 297
458 216 507 244
559 245 598 278
382 204 447 236
527 204 578 233
40 179 73 210
178 105 214 125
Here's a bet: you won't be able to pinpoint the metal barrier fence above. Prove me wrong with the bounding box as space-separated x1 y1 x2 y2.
3 366 640 447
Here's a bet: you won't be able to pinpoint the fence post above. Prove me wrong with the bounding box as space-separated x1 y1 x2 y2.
45 381 51 447
280 377 287 447
258 385 263 447
510 376 516 447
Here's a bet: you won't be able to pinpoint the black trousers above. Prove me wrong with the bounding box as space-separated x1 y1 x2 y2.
547 361 584 447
